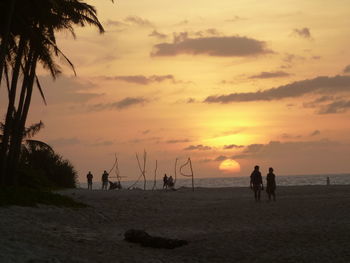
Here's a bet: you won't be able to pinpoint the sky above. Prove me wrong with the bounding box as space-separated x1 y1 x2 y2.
2 0 350 182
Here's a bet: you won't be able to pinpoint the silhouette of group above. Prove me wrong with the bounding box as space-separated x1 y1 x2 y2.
250 165 276 201
163 174 174 190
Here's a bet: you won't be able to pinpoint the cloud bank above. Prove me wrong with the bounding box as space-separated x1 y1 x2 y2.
151 34 271 57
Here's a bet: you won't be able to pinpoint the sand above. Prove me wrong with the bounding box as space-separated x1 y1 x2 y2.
1 185 350 262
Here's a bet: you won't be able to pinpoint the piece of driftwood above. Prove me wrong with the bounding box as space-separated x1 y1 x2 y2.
124 229 188 249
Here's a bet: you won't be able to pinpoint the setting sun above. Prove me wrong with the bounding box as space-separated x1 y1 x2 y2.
219 160 241 174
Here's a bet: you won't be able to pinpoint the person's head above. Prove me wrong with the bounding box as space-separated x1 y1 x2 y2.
254 165 259 171
269 167 273 173
104 170 107 173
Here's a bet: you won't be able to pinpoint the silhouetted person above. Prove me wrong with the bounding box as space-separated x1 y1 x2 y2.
250 165 263 201
326 176 330 186
101 170 109 190
266 167 276 201
168 176 174 189
163 174 168 189
87 171 93 190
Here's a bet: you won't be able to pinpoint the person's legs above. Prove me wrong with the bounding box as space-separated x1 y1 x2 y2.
272 191 276 201
254 190 258 201
257 189 261 201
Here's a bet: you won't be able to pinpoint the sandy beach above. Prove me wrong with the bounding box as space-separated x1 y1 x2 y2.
1 185 350 262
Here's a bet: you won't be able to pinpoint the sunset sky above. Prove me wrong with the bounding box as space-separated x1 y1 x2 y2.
2 0 350 182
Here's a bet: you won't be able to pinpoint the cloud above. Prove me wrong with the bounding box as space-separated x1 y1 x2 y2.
249 71 290 79
35 75 102 105
184 144 212 151
186 98 196 103
148 30 167 39
223 144 244 149
214 155 228 162
293 27 312 39
204 75 350 104
48 137 81 146
310 130 321 137
142 129 151 135
89 97 148 111
151 34 272 57
106 16 153 28
225 16 245 22
318 100 350 114
124 16 153 27
343 65 350 74
101 74 176 85
166 139 191 144
89 140 114 147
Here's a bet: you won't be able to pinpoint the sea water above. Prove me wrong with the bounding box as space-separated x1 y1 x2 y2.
78 173 350 190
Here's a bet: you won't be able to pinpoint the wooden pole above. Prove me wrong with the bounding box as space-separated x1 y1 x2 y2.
152 160 157 190
189 158 194 192
174 158 178 186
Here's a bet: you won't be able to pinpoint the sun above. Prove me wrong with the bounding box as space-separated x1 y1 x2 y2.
219 159 241 174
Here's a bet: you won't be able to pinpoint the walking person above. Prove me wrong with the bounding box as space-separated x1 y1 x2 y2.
266 167 276 201
87 171 93 190
101 170 109 190
250 165 263 201
163 174 168 189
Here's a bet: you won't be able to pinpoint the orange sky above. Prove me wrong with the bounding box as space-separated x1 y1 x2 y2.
2 0 350 182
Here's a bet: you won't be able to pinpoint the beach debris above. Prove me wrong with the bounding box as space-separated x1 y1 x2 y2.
124 229 188 249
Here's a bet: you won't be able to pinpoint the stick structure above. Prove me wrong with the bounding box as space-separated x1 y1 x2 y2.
179 157 195 191
174 158 178 186
136 150 147 190
152 160 157 190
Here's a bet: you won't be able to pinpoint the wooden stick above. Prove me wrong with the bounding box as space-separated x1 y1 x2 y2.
174 158 178 185
189 158 194 192
152 160 157 190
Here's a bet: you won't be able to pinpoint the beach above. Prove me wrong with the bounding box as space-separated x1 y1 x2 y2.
1 185 350 262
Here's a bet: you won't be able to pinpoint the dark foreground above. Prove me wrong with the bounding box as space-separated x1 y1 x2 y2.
0 185 350 262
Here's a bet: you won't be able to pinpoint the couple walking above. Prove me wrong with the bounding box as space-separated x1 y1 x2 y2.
250 165 276 201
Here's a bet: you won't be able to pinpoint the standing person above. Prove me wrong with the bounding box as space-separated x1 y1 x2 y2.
101 170 109 190
266 167 276 201
250 165 263 201
87 171 93 190
163 174 168 189
326 176 330 186
168 176 174 190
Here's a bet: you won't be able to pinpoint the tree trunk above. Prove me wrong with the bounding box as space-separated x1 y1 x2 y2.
0 35 26 185
7 52 38 185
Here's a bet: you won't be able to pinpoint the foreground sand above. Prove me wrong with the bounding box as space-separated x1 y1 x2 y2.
1 185 350 262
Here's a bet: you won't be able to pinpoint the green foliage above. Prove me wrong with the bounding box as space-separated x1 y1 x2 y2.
0 187 86 207
20 145 78 189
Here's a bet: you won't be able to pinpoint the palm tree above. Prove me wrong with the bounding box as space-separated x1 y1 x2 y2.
0 0 106 185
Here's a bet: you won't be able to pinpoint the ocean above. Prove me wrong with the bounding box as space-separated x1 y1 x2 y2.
78 173 350 190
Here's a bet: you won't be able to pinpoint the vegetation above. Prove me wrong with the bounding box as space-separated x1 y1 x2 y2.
0 186 86 207
0 0 105 187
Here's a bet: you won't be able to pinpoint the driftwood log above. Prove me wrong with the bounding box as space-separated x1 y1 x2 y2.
124 229 188 249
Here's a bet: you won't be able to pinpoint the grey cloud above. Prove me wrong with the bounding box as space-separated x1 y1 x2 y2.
293 27 312 39
204 75 350 104
310 130 321 136
187 98 196 103
214 155 228 162
35 75 103 105
151 34 272 57
194 28 221 37
124 16 153 27
249 71 290 79
318 100 350 114
142 129 151 135
106 19 126 27
343 65 350 74
101 74 176 85
184 144 212 151
223 144 244 149
166 139 190 144
89 97 148 111
149 30 167 39
48 137 80 146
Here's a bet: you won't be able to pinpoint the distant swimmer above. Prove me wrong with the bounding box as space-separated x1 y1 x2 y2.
101 170 109 190
266 167 276 201
87 171 93 190
250 165 263 201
